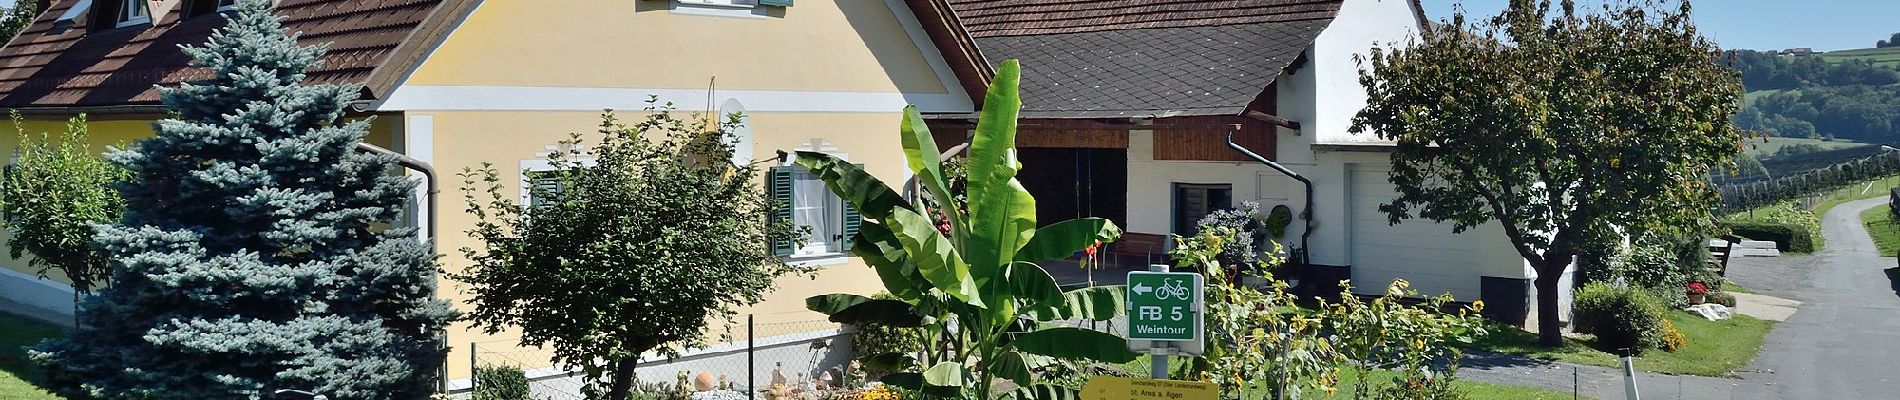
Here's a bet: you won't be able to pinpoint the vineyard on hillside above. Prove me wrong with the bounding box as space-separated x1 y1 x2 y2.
1718 144 1900 214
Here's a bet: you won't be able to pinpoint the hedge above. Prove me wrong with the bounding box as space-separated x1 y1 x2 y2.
1722 220 1816 253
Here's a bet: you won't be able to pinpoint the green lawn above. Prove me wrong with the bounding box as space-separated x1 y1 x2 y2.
1819 47 1900 67
1741 136 1862 158
0 312 63 400
1472 311 1774 377
1339 369 1583 400
1861 204 1900 257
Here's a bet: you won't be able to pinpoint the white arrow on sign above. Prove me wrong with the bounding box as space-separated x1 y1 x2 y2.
1131 282 1154 296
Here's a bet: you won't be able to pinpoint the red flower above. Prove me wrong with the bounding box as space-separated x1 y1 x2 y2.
1686 282 1710 295
1083 240 1102 257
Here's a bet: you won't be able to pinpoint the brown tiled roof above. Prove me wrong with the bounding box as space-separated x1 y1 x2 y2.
0 0 475 109
944 0 1345 38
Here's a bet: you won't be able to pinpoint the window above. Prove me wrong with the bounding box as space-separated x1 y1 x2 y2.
1173 183 1232 236
116 0 151 28
769 165 861 257
524 170 568 207
217 0 238 11
677 0 758 7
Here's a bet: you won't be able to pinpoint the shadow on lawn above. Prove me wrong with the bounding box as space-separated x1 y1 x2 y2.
0 311 64 387
1463 323 1577 369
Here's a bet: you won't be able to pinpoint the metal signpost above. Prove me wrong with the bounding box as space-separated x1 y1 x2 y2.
1125 265 1205 378
1081 265 1213 400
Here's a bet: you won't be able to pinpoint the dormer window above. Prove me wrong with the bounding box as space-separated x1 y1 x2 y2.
115 0 150 28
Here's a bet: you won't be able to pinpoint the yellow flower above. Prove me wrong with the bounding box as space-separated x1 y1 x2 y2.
1471 300 1486 313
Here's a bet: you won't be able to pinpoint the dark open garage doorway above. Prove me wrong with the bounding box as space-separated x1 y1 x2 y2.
1016 148 1127 229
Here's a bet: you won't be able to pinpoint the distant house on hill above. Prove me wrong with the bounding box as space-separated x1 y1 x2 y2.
1783 48 1817 56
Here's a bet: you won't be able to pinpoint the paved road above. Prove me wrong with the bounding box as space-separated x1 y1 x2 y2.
1727 196 1900 399
1462 197 1900 399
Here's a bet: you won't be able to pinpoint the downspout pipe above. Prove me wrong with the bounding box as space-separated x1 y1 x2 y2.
353 142 444 392
354 143 437 253
1226 131 1313 259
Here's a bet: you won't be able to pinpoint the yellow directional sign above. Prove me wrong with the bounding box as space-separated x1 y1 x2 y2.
1082 376 1217 400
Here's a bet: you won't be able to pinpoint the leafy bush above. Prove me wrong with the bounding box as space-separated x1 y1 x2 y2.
1572 282 1667 355
1194 201 1271 267
849 292 923 373
1706 291 1738 308
473 365 532 400
1587 234 1719 308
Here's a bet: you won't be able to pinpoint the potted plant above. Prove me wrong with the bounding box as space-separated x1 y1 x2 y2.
1686 281 1711 304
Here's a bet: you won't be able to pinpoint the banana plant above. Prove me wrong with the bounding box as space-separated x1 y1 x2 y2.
798 59 1135 399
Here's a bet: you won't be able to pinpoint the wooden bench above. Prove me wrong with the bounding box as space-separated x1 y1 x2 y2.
1106 232 1168 267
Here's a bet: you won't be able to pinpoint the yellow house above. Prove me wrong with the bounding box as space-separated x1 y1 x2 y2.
0 0 980 393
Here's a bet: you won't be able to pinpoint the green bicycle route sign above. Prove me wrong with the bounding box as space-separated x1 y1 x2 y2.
1125 271 1202 342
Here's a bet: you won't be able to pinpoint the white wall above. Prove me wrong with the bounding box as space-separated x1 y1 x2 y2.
1309 0 1423 144
1124 131 1292 236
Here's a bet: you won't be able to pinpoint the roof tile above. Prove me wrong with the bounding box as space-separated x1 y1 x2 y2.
0 0 467 108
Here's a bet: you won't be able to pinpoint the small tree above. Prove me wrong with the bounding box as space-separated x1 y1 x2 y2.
1 113 129 319
31 1 455 398
456 104 806 400
0 0 37 44
1351 0 1744 345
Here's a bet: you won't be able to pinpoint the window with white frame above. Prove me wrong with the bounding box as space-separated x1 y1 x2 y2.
768 139 860 258
789 167 842 255
217 0 238 11
117 0 151 28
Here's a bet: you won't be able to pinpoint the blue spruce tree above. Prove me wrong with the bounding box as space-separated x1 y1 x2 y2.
31 1 456 398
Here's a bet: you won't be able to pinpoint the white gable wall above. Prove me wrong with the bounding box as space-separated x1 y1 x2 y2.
1260 0 1537 305
1309 0 1422 144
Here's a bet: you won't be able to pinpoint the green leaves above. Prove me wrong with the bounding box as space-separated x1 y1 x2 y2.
1015 218 1122 263
988 351 1054 386
885 207 983 306
1010 327 1141 364
797 59 1131 398
1006 262 1063 309
1028 285 1126 321
805 294 924 327
962 60 1038 300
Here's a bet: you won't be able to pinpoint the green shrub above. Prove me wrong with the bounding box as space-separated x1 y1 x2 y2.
850 292 924 373
1723 220 1816 253
1583 234 1719 308
1722 202 1820 253
473 364 532 400
1572 282 1667 355
1706 291 1738 308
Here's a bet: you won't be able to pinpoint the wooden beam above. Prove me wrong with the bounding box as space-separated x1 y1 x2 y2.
1243 110 1301 130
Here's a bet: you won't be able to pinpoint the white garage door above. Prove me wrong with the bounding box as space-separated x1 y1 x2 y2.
1348 168 1484 300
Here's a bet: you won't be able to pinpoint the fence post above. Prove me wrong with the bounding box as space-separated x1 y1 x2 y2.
469 341 478 395
748 314 756 394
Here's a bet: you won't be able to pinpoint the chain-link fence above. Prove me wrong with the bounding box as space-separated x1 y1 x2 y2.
466 315 851 400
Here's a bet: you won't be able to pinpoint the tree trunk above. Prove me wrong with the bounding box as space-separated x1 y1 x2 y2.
1533 254 1572 347
607 355 639 400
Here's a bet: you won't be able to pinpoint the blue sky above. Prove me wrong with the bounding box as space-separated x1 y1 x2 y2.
1422 0 1900 52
